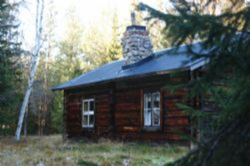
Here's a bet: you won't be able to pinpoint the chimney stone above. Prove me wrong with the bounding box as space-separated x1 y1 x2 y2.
121 13 153 66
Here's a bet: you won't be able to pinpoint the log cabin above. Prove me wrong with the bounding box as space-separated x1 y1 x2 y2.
52 17 208 144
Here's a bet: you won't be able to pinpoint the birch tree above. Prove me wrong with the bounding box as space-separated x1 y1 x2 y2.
15 0 45 141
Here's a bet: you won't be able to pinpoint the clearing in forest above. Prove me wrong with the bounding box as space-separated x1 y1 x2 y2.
0 135 187 166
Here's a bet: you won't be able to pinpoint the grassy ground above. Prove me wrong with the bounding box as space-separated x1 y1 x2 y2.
0 135 187 166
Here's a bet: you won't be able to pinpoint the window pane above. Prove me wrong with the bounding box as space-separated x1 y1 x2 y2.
144 92 160 127
152 93 160 108
82 99 95 128
144 93 152 126
83 115 88 126
153 100 160 108
144 109 151 126
89 115 94 126
153 92 160 100
84 102 88 111
147 102 151 108
152 109 160 126
144 94 151 109
90 101 94 111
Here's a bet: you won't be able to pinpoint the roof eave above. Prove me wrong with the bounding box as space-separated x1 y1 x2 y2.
52 66 191 91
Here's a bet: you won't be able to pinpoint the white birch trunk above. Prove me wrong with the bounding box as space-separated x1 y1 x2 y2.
15 0 45 141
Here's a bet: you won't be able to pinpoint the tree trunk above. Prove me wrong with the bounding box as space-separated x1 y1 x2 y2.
43 42 48 134
15 0 45 141
23 107 28 138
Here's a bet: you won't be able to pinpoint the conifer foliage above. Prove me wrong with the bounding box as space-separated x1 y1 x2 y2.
139 0 250 165
0 0 22 134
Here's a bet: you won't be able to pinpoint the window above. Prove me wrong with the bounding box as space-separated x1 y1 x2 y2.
246 0 250 7
82 99 95 128
144 92 160 127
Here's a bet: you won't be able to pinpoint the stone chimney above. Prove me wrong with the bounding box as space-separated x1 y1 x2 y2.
121 12 153 67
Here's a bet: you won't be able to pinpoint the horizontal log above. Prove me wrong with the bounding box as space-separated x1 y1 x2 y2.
67 115 81 119
96 108 110 113
115 111 140 118
68 98 80 103
164 126 190 133
68 102 81 106
95 121 110 126
95 114 112 119
115 95 141 101
165 111 187 117
96 98 110 104
115 90 141 95
96 103 110 109
164 89 188 96
115 126 141 132
67 104 80 109
115 104 141 110
115 119 141 126
95 94 109 99
96 127 110 133
67 121 81 125
164 118 190 127
68 108 80 113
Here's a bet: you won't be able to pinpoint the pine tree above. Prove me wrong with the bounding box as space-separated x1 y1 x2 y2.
81 8 123 67
105 10 122 62
0 0 22 135
139 0 250 165
57 8 86 80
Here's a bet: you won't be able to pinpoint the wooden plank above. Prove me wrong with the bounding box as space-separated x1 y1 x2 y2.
95 120 110 126
164 117 190 127
115 119 141 126
164 127 190 134
140 89 143 131
115 126 141 132
160 91 164 131
115 104 141 111
166 111 186 118
115 112 140 118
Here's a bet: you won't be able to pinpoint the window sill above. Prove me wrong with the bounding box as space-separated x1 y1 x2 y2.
82 126 94 130
143 126 161 132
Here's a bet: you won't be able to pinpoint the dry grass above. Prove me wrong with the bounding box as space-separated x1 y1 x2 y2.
0 135 187 166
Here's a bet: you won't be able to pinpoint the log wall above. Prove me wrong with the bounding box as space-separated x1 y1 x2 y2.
64 71 191 142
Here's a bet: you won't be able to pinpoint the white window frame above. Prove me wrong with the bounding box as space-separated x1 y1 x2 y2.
82 98 95 128
144 92 161 128
246 0 250 7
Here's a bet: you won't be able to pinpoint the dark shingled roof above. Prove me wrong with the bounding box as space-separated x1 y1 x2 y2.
52 43 207 91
